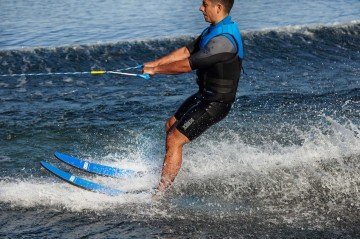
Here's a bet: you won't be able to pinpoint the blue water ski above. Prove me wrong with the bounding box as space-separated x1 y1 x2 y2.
54 152 135 178
40 161 122 196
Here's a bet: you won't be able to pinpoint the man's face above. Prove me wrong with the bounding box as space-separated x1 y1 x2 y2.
199 0 219 24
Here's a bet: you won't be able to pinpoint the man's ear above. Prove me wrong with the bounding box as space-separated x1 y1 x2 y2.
216 3 223 14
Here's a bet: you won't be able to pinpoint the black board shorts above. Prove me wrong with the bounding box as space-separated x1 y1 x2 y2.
174 92 232 141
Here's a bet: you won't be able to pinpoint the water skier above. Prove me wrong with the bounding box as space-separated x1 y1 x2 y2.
143 0 244 193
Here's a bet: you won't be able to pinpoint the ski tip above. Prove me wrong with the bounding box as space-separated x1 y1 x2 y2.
40 160 60 172
40 160 49 167
54 151 78 161
54 151 65 158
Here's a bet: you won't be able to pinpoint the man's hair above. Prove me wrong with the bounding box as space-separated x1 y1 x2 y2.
211 0 234 13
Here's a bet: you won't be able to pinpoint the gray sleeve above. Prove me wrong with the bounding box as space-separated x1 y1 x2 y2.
186 35 201 54
189 35 237 70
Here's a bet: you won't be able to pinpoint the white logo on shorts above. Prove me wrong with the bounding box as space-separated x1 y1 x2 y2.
83 162 89 170
182 118 195 130
69 176 76 182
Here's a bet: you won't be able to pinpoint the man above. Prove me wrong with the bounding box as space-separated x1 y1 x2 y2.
143 0 244 192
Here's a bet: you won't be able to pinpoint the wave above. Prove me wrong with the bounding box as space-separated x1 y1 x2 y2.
0 22 359 76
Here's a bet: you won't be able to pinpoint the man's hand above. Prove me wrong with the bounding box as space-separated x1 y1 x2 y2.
143 66 156 76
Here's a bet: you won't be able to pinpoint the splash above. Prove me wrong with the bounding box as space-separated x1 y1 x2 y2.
1 117 358 218
0 152 158 212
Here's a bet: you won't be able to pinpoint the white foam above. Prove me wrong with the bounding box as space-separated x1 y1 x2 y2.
191 117 358 173
0 179 152 211
0 117 359 213
251 20 360 36
0 151 159 212
0 157 158 212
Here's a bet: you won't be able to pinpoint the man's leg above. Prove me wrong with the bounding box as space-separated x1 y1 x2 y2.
157 128 190 192
157 100 232 193
157 93 199 192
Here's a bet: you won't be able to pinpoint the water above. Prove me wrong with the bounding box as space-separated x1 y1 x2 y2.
1 0 360 49
0 0 360 238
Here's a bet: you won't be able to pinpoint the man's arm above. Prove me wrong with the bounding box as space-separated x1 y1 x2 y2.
143 58 192 75
143 46 192 75
144 46 190 68
143 36 202 76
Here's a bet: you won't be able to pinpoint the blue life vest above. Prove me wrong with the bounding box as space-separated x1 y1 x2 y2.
199 15 244 59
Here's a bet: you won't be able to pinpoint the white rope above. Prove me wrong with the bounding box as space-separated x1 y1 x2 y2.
0 71 90 77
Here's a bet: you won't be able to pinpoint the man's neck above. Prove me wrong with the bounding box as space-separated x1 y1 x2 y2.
211 14 229 25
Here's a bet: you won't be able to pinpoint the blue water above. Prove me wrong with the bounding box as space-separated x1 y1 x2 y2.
0 0 360 238
1 0 360 49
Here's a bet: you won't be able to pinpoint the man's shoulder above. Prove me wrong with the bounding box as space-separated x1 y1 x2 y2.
207 35 237 53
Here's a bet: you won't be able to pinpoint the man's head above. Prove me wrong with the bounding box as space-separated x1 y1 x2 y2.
199 0 234 24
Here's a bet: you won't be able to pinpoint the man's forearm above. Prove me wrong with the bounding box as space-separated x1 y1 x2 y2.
145 47 190 67
145 58 192 75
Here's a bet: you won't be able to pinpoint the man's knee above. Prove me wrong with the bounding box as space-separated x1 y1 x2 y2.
165 116 177 132
166 128 189 147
